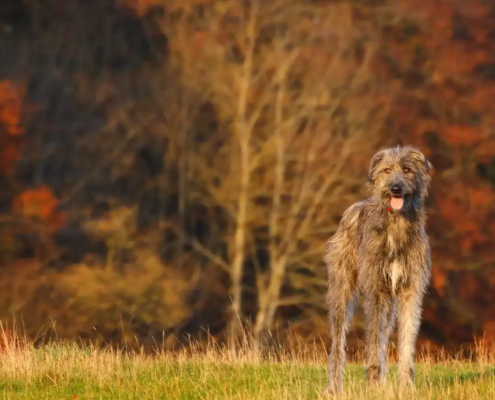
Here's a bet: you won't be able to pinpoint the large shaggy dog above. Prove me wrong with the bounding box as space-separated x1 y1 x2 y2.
325 146 433 394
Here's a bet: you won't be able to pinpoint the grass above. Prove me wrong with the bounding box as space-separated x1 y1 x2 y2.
0 331 494 399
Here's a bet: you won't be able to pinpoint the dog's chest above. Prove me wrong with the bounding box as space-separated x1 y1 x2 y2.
385 222 407 293
386 218 408 254
386 229 405 256
387 259 402 294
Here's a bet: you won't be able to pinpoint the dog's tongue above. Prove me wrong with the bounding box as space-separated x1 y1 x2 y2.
390 197 404 211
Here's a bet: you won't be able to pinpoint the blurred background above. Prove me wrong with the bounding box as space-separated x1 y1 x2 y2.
0 0 494 355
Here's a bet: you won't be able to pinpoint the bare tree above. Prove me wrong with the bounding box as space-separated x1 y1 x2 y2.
158 0 396 349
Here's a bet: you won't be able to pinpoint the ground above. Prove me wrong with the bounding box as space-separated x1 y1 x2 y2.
0 338 494 400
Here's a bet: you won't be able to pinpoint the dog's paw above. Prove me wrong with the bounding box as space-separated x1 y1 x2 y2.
322 385 341 397
398 366 415 389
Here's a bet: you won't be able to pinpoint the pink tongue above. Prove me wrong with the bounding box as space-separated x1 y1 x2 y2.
390 197 404 210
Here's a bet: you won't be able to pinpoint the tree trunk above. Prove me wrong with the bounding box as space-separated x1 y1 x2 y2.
253 258 286 349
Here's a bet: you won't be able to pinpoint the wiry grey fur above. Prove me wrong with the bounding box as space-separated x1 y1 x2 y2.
324 146 433 394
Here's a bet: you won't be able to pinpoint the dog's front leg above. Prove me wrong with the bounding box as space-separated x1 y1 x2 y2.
364 294 389 385
379 299 397 384
397 290 422 387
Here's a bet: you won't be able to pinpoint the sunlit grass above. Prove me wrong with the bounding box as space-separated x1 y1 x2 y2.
0 328 494 399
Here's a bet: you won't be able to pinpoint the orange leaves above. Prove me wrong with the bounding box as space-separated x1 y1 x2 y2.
433 47 490 83
0 141 23 176
473 139 495 162
191 31 211 51
437 184 494 252
0 81 24 136
458 273 479 301
467 85 495 121
482 321 495 343
14 186 58 219
468 188 493 208
431 264 447 297
123 0 210 17
13 186 67 231
459 3 490 19
438 196 467 232
443 125 484 146
0 80 26 176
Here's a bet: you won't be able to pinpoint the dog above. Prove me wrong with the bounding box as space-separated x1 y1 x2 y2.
325 145 433 394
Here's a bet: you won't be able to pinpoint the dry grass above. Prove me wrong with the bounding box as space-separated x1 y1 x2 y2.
0 327 494 399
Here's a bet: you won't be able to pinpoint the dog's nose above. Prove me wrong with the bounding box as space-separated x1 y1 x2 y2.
391 185 402 195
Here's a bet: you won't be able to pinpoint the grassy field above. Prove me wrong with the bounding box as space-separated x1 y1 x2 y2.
0 333 494 399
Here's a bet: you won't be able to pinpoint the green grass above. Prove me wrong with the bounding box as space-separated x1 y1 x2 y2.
0 337 494 399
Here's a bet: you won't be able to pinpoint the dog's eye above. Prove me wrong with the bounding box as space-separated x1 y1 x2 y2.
384 168 392 174
403 167 410 173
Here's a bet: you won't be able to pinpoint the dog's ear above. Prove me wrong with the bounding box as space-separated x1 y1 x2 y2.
407 147 434 176
368 150 387 183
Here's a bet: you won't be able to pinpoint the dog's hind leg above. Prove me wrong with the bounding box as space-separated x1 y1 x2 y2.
326 266 356 395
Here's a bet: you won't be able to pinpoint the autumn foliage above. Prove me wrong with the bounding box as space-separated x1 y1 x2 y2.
12 186 66 232
0 81 24 176
0 81 23 136
0 0 494 354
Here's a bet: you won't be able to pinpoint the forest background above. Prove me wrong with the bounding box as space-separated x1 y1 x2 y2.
0 0 494 355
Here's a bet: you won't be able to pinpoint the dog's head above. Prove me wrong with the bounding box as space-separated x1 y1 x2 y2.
368 146 433 212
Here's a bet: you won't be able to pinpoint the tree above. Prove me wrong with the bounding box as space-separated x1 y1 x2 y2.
159 0 397 349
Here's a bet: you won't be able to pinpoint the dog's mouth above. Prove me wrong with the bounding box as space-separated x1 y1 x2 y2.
390 194 404 211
